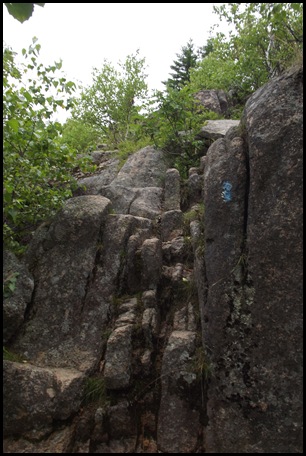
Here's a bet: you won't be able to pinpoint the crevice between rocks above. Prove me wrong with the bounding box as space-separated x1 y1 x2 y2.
80 220 106 314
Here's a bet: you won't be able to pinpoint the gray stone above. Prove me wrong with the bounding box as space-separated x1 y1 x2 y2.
3 361 84 438
129 187 163 219
199 155 207 172
162 236 188 264
141 238 163 289
142 290 157 309
187 172 203 206
11 196 112 372
3 66 302 453
76 168 118 194
115 310 137 328
102 184 138 214
102 185 163 219
198 119 240 140
76 146 166 220
195 89 230 115
164 168 181 211
104 325 133 390
142 308 160 344
108 400 136 438
157 330 199 453
124 230 153 293
160 210 183 241
3 427 75 453
90 151 104 164
203 65 303 453
3 250 34 344
188 167 199 177
173 303 197 331
162 263 185 283
118 297 138 313
112 146 167 188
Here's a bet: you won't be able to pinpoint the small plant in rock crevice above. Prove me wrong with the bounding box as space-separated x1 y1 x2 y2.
191 346 212 381
3 271 20 299
3 346 24 362
83 376 109 405
183 203 205 234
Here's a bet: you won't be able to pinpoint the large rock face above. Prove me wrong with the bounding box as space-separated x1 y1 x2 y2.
11 195 113 372
202 65 303 453
3 66 303 453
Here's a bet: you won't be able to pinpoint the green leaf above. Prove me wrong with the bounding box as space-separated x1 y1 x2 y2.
8 283 16 292
5 3 34 23
7 118 19 132
23 91 33 102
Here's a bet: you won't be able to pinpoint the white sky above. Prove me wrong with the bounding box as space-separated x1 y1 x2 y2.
3 3 226 122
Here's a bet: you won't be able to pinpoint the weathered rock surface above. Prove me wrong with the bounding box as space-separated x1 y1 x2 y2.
76 146 167 220
195 89 230 115
104 324 134 389
3 427 75 453
3 361 85 439
3 66 303 454
160 209 183 241
3 250 34 344
10 195 112 372
75 151 120 192
157 330 200 453
112 146 166 188
164 168 181 211
202 65 303 453
197 119 240 140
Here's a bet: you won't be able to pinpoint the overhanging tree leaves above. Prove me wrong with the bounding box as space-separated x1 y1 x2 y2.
3 39 94 254
5 3 45 23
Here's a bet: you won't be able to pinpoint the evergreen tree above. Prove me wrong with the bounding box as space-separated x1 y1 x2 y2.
163 39 198 91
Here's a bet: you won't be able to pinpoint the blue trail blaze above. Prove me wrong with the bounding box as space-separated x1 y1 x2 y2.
222 181 232 202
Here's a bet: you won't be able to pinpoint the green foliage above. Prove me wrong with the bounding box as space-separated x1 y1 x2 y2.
73 50 149 147
3 39 94 254
3 271 20 299
3 346 24 362
145 86 220 178
5 3 45 23
191 346 212 381
83 377 108 404
183 203 205 226
163 39 199 91
60 118 101 153
190 3 303 105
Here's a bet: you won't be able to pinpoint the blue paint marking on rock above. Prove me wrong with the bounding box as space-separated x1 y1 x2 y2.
222 181 232 202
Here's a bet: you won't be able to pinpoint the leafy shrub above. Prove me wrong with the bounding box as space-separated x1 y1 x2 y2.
145 86 222 178
3 39 94 254
3 271 19 299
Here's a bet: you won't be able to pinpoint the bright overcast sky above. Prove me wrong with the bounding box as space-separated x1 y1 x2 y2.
3 3 226 121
